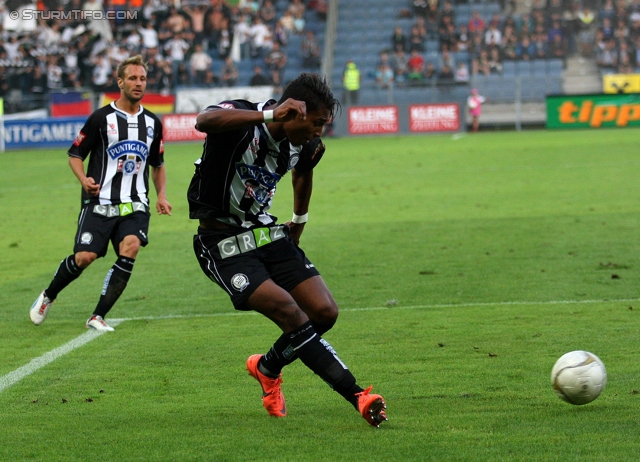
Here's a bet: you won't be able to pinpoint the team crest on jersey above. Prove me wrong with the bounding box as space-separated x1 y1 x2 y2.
120 155 139 176
230 273 249 292
147 126 154 138
107 140 149 160
80 232 93 244
288 154 299 169
73 132 86 147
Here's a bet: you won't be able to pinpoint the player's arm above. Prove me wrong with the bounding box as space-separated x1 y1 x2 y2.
194 98 308 134
288 168 313 245
68 156 100 196
151 164 172 216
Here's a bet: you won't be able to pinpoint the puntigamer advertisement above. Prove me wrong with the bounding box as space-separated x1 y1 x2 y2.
547 93 640 129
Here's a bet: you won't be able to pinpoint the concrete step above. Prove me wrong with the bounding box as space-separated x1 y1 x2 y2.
563 77 602 94
562 56 602 94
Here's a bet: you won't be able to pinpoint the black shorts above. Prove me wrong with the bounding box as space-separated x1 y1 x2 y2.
193 224 320 310
73 204 150 257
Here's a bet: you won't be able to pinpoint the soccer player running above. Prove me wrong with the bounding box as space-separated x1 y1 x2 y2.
29 55 172 332
188 73 388 427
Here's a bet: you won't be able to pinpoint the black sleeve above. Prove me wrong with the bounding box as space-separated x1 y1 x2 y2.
294 138 325 173
148 117 165 168
68 112 99 160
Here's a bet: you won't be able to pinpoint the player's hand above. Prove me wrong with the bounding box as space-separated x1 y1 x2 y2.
156 198 172 216
273 98 307 123
286 221 305 245
82 177 100 196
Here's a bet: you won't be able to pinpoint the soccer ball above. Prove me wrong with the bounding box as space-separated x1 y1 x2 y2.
551 350 607 405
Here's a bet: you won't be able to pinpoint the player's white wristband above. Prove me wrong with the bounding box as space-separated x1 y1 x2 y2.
291 212 308 224
263 110 274 123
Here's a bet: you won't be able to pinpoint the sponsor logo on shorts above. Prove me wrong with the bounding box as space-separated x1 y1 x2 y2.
217 225 286 259
80 232 93 244
230 273 249 292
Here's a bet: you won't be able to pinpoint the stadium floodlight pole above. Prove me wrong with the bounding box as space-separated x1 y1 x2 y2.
321 0 338 88
515 77 522 132
0 97 4 153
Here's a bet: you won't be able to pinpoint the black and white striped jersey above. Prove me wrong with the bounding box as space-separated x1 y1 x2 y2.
188 99 307 228
69 102 164 207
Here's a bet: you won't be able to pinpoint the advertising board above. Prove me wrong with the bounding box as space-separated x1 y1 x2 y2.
347 106 399 135
547 93 640 129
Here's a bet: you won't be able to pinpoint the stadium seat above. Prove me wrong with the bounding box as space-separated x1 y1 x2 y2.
455 14 470 26
547 59 564 75
516 60 532 75
502 60 516 76
532 60 547 76
456 4 471 16
454 51 470 64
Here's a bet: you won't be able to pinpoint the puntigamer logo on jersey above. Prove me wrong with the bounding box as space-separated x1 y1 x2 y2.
107 140 149 160
237 164 280 188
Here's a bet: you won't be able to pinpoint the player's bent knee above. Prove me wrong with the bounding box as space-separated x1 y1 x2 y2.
316 302 338 324
75 251 98 268
119 235 141 258
311 303 338 334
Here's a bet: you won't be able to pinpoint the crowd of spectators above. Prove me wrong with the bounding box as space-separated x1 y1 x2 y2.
592 0 640 74
374 0 638 90
0 0 327 111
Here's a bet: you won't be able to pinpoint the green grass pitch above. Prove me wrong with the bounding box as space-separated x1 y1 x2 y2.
1 128 640 461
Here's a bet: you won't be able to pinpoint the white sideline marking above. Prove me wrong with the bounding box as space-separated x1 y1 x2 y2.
2 297 639 394
0 320 123 394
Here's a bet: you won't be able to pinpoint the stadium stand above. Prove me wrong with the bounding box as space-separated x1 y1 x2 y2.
0 0 611 116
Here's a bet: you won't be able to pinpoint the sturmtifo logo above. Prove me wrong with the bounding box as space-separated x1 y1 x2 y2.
80 232 93 244
230 273 249 292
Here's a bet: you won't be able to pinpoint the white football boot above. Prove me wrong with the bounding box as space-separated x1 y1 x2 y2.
30 291 54 325
85 315 115 332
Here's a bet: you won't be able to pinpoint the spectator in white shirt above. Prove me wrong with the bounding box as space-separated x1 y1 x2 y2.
249 16 272 58
139 21 160 51
164 32 190 62
126 29 142 53
190 43 213 85
233 13 252 59
39 22 62 48
164 31 191 86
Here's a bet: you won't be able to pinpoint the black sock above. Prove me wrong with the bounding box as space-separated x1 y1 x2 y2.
45 255 84 300
93 256 134 318
259 321 333 377
287 321 364 409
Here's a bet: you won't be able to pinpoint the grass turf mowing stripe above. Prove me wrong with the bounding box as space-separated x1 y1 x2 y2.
4 296 638 394
0 319 123 393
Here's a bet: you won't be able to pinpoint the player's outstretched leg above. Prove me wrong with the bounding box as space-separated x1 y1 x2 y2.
30 255 85 325
287 321 388 427
246 354 287 417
